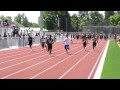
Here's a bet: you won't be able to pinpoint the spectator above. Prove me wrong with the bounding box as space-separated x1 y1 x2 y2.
3 33 7 37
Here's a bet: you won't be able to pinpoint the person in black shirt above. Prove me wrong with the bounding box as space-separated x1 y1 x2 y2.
92 37 97 51
28 36 33 51
46 35 54 54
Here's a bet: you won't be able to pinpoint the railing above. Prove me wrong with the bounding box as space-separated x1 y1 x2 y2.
0 36 40 49
0 34 66 50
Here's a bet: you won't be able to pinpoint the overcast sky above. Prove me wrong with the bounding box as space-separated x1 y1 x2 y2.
0 11 104 23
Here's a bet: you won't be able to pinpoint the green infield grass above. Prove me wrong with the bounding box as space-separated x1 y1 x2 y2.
101 40 120 79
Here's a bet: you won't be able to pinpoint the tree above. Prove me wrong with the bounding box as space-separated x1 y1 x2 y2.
39 11 72 31
0 15 5 20
6 16 12 21
110 14 120 26
105 11 115 25
14 13 22 24
5 16 12 25
29 22 33 27
78 11 90 27
78 11 89 20
14 13 30 27
58 11 72 32
22 16 29 27
32 23 40 27
71 14 79 31
89 11 104 26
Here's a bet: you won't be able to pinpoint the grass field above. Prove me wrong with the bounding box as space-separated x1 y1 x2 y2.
101 40 120 79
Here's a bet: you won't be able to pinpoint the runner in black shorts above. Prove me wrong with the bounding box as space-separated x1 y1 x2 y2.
46 35 54 54
82 36 87 51
28 35 33 51
93 37 97 50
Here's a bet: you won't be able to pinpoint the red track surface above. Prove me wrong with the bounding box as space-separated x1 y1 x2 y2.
0 39 107 79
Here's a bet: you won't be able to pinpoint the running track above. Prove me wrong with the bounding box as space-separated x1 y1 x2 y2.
0 39 107 79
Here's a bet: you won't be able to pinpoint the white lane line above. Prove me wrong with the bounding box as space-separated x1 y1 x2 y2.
59 41 103 79
1 44 82 79
0 41 61 56
87 40 108 79
0 46 70 70
59 49 93 79
0 47 41 59
93 40 110 79
0 43 60 59
0 46 62 65
30 44 92 79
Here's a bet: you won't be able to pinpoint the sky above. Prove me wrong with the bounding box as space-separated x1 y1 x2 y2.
0 11 104 23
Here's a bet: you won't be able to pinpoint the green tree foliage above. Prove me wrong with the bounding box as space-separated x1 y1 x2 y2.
78 11 90 27
14 13 22 24
105 11 115 25
78 11 89 20
38 11 72 32
89 11 104 25
4 16 12 25
14 13 30 27
0 15 4 20
71 14 79 31
110 14 120 26
32 23 40 27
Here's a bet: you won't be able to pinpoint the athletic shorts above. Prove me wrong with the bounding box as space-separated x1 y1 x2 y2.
64 45 69 49
41 42 45 47
48 44 52 49
83 42 86 47
29 42 32 45
93 42 96 47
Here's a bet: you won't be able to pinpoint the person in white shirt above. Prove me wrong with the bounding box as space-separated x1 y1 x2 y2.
64 35 71 54
40 36 46 49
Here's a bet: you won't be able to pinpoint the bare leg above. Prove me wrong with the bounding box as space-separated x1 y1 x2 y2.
66 49 68 54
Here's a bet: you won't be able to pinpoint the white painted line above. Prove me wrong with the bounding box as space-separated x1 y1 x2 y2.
59 49 93 79
1 44 83 79
0 46 71 71
0 43 59 56
0 41 61 52
0 47 41 60
58 41 103 79
30 50 90 79
93 40 110 79
0 45 62 65
30 44 93 79
87 41 107 79
0 42 61 60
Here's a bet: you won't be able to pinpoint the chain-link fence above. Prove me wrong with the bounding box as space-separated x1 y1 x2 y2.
82 26 120 34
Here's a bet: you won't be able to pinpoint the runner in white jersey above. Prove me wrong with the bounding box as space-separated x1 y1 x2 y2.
64 34 70 54
40 36 46 49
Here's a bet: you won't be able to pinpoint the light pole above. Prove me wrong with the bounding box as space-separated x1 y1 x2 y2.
66 17 67 33
57 15 59 31
57 15 60 41
40 11 43 38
